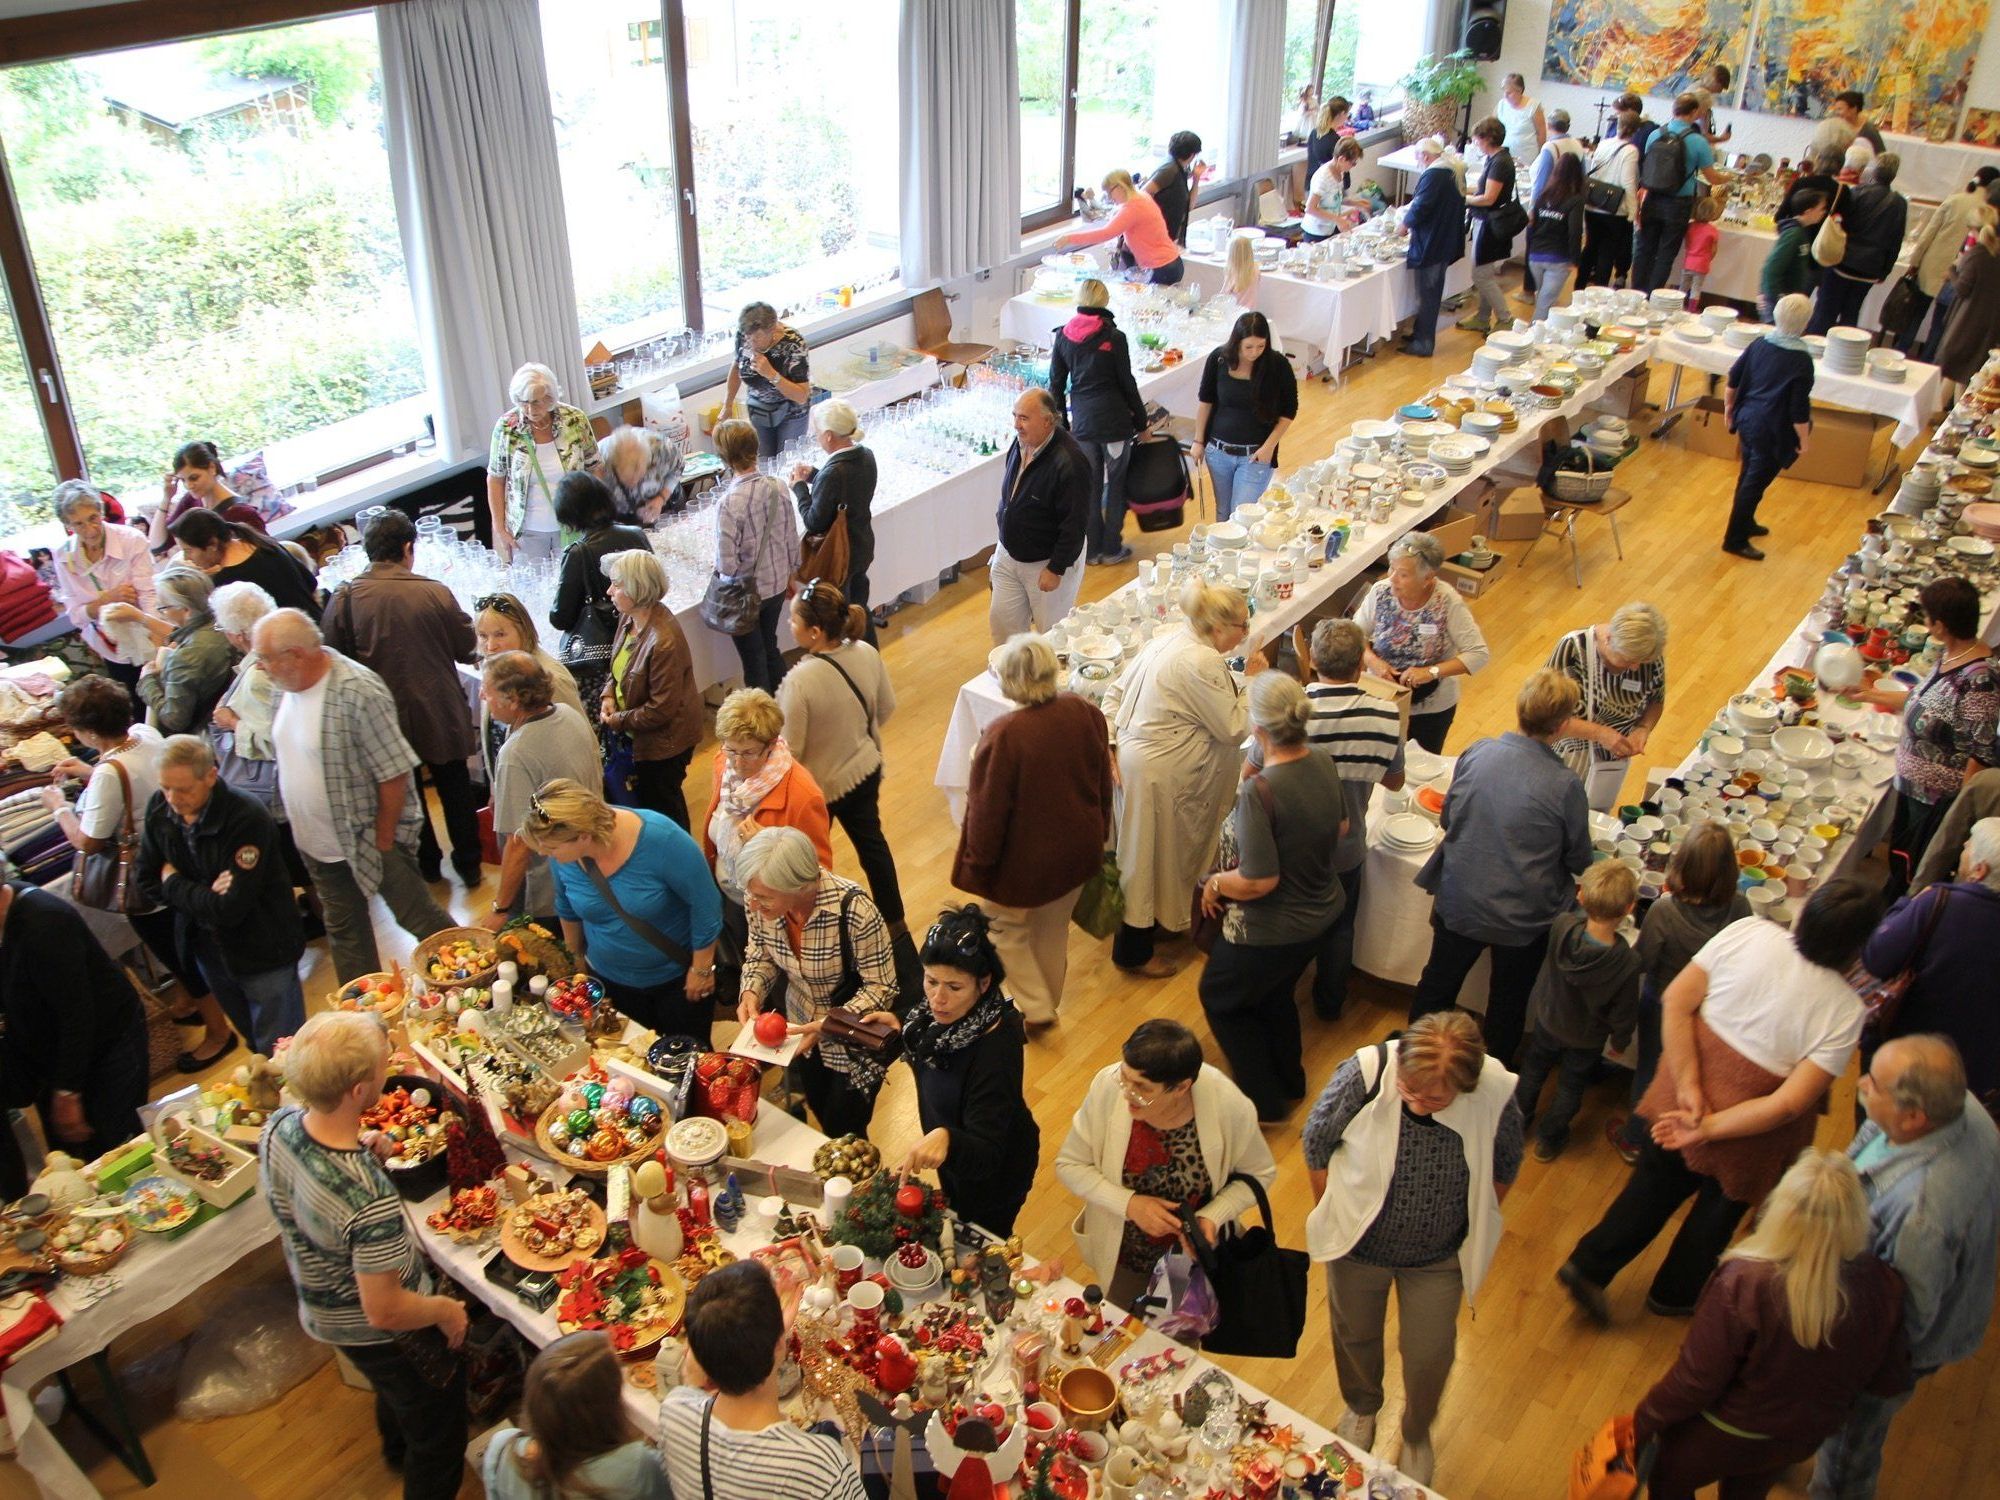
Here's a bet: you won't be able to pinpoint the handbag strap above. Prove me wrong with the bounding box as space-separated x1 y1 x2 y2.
700 1396 716 1500
580 854 694 970
102 755 135 850
814 651 874 736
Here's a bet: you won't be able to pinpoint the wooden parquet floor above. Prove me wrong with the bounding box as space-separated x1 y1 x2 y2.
14 289 1996 1499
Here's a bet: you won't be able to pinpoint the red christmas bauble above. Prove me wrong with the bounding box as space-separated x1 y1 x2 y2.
753 1011 789 1047
895 1181 927 1217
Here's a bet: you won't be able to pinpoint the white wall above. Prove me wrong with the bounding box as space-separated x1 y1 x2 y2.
1478 0 2000 198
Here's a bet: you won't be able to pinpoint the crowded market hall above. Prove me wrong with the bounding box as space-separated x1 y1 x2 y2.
3 0 2000 1495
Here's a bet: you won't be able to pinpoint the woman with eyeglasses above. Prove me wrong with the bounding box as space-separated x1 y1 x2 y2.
1055 1018 1276 1309
897 906 1038 1236
519 777 721 1039
1301 1011 1524 1485
126 565 236 736
50 480 156 690
701 688 832 935
598 549 703 830
487 363 601 565
473 593 585 780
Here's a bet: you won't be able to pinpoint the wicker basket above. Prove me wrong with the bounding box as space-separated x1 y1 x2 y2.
1400 100 1461 145
1549 446 1615 503
329 968 408 1025
412 927 501 990
43 1216 133 1277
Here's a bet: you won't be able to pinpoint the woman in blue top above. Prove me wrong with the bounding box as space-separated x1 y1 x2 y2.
482 1332 669 1500
1721 293 1816 561
522 777 721 1041
896 905 1039 1236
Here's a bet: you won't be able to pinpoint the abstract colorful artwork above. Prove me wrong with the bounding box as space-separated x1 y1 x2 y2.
1963 107 2000 146
1747 0 1987 139
1541 0 1753 98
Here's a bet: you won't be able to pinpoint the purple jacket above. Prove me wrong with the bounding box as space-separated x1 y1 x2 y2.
1862 881 2000 1104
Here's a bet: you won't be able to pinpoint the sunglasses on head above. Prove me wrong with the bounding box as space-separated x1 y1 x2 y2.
475 594 524 616
923 921 984 959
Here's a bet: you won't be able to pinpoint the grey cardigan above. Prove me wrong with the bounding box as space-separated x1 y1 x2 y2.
775 642 896 803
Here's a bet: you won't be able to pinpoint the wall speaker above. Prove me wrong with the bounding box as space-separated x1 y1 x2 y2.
1462 0 1506 60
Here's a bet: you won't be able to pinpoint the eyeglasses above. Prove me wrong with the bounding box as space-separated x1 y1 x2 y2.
1116 1074 1159 1107
722 743 771 762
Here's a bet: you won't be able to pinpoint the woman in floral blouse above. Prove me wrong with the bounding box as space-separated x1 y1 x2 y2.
1352 532 1492 753
487 363 601 564
1857 576 1998 893
722 302 813 457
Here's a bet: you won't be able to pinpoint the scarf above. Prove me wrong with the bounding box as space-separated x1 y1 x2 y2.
1764 331 1810 352
710 738 797 895
901 985 1012 1070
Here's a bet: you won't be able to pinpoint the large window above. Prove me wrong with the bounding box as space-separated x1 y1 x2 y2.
542 0 687 353
0 16 426 515
0 281 56 541
1323 0 1423 114
1283 0 1326 140
1017 0 1071 218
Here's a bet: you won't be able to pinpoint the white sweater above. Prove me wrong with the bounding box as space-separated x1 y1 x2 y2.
1055 1063 1277 1288
776 642 897 802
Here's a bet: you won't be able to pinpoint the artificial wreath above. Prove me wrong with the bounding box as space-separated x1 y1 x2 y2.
826 1171 949 1261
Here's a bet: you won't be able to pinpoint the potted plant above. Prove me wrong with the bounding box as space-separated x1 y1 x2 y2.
1398 49 1487 144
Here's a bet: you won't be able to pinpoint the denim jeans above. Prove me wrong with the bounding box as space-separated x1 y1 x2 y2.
1204 444 1274 521
194 936 306 1056
730 592 788 695
1809 1381 1921 1499
749 404 808 457
339 1338 468 1500
1405 260 1448 354
1513 1027 1601 1151
1078 438 1134 558
1530 257 1573 323
1144 257 1186 285
1919 281 1956 363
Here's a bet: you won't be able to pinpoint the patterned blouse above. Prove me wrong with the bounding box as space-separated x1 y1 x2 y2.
1117 1117 1211 1275
734 327 811 419
1895 655 2000 805
1547 627 1667 777
715 471 802 602
1351 578 1492 718
487 403 601 536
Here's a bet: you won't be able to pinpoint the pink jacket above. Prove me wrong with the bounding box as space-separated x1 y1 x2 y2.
1682 221 1720 274
1064 192 1180 270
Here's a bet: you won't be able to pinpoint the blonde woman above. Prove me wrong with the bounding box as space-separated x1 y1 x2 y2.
1100 578 1262 977
598 424 684 527
520 777 721 1038
486 362 600 564
700 688 832 943
1052 168 1186 285
1221 235 1261 305
473 592 585 775
1048 278 1150 564
1632 1151 1910 1499
1546 601 1670 811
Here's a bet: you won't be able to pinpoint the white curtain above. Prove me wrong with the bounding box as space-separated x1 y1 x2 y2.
899 0 1022 286
1224 0 1286 185
378 0 587 465
1425 0 1464 67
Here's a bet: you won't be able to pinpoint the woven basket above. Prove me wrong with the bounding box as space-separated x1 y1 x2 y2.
411 927 501 990
1549 446 1615 503
44 1216 133 1277
1400 101 1461 145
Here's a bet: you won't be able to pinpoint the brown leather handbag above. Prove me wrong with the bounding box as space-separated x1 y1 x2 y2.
71 758 138 914
795 503 852 589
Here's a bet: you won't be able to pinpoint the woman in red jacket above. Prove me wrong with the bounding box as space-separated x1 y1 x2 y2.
1632 1149 1910 1500
951 634 1114 1026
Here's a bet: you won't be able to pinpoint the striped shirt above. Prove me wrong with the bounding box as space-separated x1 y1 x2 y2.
259 1107 428 1346
657 1386 867 1500
1307 682 1405 873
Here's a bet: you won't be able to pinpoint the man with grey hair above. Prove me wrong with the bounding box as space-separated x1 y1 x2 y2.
135 733 305 1052
476 652 600 931
1811 1034 2000 1497
254 607 453 982
991 385 1093 643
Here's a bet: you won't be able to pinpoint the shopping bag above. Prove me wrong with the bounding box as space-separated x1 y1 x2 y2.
1189 1174 1309 1358
1568 1413 1653 1500
1131 1247 1219 1344
1070 850 1125 939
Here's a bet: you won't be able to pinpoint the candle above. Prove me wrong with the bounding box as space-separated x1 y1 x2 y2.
529 974 550 997
490 979 513 1014
496 960 519 985
822 1173 853 1225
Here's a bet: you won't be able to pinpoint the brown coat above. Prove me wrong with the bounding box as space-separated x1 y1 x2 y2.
602 609 702 761
322 562 476 763
1937 243 2000 383
1638 1016 1816 1205
952 694 1114 909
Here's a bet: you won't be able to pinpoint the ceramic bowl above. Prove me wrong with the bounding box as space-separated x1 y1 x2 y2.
1707 733 1745 768
1727 695 1781 736
1771 725 1835 769
1207 522 1249 550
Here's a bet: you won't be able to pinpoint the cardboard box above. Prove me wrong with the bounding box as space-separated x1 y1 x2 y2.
1682 396 1738 460
1681 397 1881 487
1587 365 1651 420
1424 504 1482 558
1355 672 1413 738
1491 486 1548 542
1440 557 1505 598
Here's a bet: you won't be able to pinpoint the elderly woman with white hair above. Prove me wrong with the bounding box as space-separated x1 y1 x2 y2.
487 361 601 563
129 565 235 735
731 825 899 1136
789 400 878 635
1547 602 1670 811
723 301 813 457
598 423 684 527
206 581 284 799
50 480 155 688
1100 578 1263 978
1722 292 1816 560
1352 532 1491 753
951 633 1115 1025
598 548 703 829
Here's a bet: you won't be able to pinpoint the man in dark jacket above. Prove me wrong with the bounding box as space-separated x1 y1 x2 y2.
989 386 1092 643
137 734 305 1054
1810 153 1909 334
322 509 482 886
789 399 878 640
1399 140 1466 357
1048 292 1150 567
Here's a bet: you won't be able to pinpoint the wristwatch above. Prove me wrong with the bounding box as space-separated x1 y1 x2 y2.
1429 666 1441 682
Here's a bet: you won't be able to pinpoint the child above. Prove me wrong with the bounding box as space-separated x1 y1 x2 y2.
1514 859 1643 1161
660 1260 867 1500
1611 821 1751 1161
27 548 56 589
1760 190 1828 323
1354 93 1376 130
483 1331 669 1499
1222 232 1262 306
1681 195 1723 309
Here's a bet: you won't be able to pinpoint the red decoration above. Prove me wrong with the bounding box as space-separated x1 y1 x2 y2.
445 1083 507 1193
754 1011 789 1047
896 1181 928 1217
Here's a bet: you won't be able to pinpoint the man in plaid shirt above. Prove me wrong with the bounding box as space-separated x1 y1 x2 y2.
253 608 454 981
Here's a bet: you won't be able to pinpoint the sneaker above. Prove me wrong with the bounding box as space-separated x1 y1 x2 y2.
1098 545 1135 565
1399 1434 1436 1486
1454 315 1492 333
1557 1260 1610 1326
1334 1409 1377 1452
1604 1117 1641 1166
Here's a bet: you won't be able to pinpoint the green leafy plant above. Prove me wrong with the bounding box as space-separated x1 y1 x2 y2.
1399 50 1487 107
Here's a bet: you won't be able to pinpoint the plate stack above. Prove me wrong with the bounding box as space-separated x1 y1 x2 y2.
1650 288 1687 317
1427 436 1481 476
1723 322 1762 350
1472 343 1510 381
1380 813 1440 853
1866 348 1909 384
1891 464 1941 517
1399 420 1453 458
1823 327 1871 375
1964 501 2000 539
1489 328 1537 361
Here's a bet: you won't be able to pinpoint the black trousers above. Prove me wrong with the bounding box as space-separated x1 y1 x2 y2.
415 757 482 878
1567 1138 1751 1309
1404 260 1448 355
1726 444 1788 549
1887 790 1949 900
1632 195 1694 294
1891 287 1936 355
633 747 694 832
731 593 789 695
1408 706 1455 755
1113 921 1159 968
845 568 878 646
600 971 711 1044
1198 929 1324 1120
826 769 904 926
1514 1027 1602 1150
340 1338 468 1500
128 904 211 999
1317 865 1364 1020
1408 916 1549 1068
1808 271 1873 335
1579 211 1634 288
789 1048 880 1138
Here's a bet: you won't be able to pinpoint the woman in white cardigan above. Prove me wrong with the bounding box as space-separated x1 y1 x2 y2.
1056 1019 1277 1308
777 580 906 936
1300 1012 1524 1488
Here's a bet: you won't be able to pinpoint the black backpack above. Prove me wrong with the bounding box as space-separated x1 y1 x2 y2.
1639 125 1689 195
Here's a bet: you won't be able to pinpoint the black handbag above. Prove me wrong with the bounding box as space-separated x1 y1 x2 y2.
1877 272 1923 339
1186 1171 1310 1358
70 759 137 914
1484 195 1529 244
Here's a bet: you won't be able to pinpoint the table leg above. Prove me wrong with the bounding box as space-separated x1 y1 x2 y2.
1649 365 1694 439
55 1351 155 1488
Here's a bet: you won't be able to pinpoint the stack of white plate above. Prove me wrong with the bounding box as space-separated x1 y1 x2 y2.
1380 812 1440 852
1461 410 1503 439
1472 343 1509 381
1427 436 1481 475
1824 327 1871 375
1489 328 1537 360
1723 322 1762 350
1650 288 1687 316
1399 420 1454 457
1350 418 1400 444
1677 322 1715 343
1700 305 1739 334
1867 348 1909 384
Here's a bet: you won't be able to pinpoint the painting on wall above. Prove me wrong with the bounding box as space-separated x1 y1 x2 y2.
1963 107 2000 145
1747 0 1987 139
1542 0 1753 98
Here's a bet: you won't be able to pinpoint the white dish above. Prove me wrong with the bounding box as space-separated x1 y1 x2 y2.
1380 813 1439 851
1947 534 1996 558
1771 725 1835 769
1207 522 1249 549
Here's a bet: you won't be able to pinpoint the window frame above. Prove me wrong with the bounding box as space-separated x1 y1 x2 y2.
1019 0 1082 232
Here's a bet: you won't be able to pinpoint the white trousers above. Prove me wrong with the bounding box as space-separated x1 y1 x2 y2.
988 544 1084 644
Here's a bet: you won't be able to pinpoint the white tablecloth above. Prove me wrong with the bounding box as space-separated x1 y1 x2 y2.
1350 771 1492 1007
1651 330 1942 446
4 1198 281 1500
1375 143 1432 178
1695 222 1913 331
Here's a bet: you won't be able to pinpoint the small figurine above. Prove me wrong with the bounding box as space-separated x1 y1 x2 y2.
241 1053 284 1113
1060 1296 1086 1356
31 1152 92 1210
917 1350 952 1407
1083 1283 1105 1334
